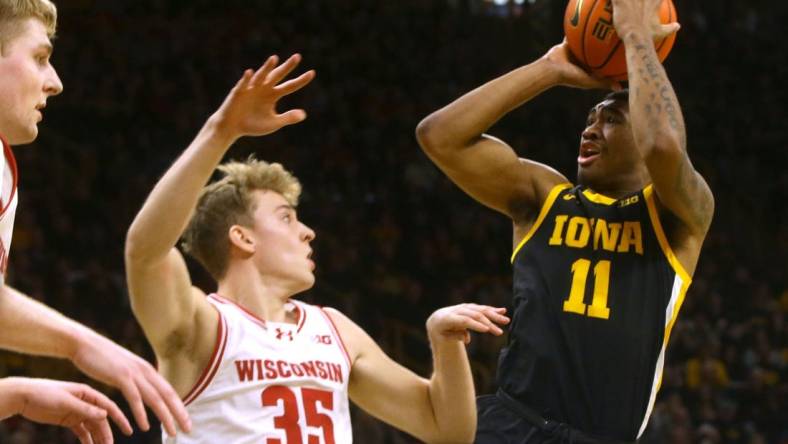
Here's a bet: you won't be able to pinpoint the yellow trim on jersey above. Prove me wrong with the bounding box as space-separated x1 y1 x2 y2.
643 185 692 284
511 183 572 263
581 189 617 205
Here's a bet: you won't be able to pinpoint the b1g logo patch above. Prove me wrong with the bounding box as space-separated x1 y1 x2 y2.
314 335 332 345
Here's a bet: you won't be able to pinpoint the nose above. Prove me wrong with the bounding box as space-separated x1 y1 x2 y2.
581 120 601 141
301 223 315 242
44 64 63 96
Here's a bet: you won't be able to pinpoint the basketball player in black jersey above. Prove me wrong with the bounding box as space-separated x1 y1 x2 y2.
416 0 713 442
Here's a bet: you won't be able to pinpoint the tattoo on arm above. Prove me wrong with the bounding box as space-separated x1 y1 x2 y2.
627 36 686 149
673 154 713 231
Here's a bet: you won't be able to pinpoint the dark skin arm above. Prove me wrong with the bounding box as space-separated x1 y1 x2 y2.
416 42 615 244
613 0 714 274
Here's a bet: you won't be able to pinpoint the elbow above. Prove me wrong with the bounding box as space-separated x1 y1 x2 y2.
124 224 149 265
415 113 449 156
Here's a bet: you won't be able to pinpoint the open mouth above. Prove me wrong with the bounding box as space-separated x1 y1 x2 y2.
578 142 601 166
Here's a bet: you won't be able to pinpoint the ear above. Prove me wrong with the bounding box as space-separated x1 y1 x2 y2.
228 225 256 255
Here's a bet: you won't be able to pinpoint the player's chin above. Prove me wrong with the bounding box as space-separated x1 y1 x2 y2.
576 165 599 187
293 272 316 293
9 124 38 146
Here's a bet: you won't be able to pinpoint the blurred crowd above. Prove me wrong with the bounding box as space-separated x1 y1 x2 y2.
0 0 784 442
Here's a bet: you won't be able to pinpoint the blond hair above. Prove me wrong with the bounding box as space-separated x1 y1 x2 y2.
181 157 302 280
0 0 57 52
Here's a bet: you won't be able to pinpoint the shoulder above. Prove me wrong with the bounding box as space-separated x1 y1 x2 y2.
509 159 570 223
320 307 374 364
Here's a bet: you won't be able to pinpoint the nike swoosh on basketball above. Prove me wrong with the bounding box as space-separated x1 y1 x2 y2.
570 0 584 27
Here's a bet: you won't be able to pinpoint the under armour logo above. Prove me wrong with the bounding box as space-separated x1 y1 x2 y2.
275 328 294 341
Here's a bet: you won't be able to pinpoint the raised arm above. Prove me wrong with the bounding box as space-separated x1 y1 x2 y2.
416 42 613 222
613 0 714 238
328 304 509 443
124 54 314 362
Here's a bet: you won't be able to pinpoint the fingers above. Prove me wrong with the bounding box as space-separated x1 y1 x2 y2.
468 304 510 325
141 364 191 434
70 423 94 444
265 53 303 87
276 109 308 127
459 304 510 335
117 379 149 432
55 388 108 427
274 70 316 96
82 416 113 444
250 55 280 86
656 22 680 39
135 374 177 437
78 385 132 436
233 69 254 92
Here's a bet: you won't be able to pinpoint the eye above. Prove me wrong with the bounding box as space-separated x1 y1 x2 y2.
282 213 292 223
606 115 617 124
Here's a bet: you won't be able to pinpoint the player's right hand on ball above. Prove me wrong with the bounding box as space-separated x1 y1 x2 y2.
426 303 510 344
0 377 130 444
541 40 620 90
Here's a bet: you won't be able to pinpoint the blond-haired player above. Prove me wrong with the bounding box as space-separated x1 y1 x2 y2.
125 53 509 443
0 1 190 442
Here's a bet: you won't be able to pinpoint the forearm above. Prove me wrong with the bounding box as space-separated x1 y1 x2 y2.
0 285 90 359
427 338 476 442
125 118 234 261
621 30 686 154
418 58 560 151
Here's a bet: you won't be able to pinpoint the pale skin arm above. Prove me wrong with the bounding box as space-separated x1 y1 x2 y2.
327 304 509 443
0 377 127 444
124 55 314 390
0 283 191 436
415 42 615 224
613 0 714 240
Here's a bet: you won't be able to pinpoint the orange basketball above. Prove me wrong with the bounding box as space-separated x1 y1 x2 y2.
563 0 677 81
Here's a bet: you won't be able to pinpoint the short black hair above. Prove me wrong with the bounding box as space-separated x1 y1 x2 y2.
603 89 629 104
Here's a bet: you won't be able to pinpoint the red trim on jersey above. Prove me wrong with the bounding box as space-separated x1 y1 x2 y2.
209 293 267 330
183 308 228 406
318 308 352 368
0 136 18 216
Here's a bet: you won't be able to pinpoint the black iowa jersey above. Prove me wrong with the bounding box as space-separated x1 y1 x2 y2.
497 183 692 440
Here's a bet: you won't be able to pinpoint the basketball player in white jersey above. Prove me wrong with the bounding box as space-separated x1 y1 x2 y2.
125 53 510 444
0 1 191 442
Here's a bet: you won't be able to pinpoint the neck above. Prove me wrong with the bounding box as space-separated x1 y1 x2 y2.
217 263 297 324
583 171 650 199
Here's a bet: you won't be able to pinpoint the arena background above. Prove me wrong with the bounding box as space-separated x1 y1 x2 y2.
0 0 785 442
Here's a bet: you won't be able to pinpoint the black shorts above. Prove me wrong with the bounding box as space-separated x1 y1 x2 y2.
475 391 635 444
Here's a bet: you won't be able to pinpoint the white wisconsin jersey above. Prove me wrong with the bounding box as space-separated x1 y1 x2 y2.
165 294 353 444
0 137 18 285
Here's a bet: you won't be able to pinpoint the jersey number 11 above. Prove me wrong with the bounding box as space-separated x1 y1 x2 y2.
562 259 611 319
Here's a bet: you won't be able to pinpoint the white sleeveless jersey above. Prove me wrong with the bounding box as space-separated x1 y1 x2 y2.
165 294 353 444
0 137 19 285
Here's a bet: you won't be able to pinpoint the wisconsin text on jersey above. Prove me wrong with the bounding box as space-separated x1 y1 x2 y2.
234 359 344 383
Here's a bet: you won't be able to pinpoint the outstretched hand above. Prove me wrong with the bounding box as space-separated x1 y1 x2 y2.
3 377 129 444
210 54 316 143
542 40 620 90
71 332 191 437
427 303 510 344
611 0 680 39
